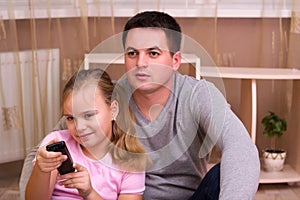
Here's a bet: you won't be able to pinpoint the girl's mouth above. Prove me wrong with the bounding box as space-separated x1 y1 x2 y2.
78 132 93 141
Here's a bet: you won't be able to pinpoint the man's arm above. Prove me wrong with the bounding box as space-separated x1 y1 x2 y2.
217 108 260 199
193 80 260 199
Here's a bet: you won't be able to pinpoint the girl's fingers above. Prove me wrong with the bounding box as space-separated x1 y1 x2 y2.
58 163 89 184
73 163 87 172
59 163 87 179
37 153 66 166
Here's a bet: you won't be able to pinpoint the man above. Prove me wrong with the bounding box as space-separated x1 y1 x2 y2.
117 11 260 199
21 11 260 200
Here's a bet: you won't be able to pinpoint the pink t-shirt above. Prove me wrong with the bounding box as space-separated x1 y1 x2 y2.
35 130 145 200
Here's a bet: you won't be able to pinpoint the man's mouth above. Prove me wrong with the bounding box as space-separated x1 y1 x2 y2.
136 72 150 80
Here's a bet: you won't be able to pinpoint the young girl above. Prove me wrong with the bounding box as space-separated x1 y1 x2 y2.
25 68 149 200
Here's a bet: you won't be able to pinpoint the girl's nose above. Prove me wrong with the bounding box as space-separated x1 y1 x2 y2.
75 118 87 132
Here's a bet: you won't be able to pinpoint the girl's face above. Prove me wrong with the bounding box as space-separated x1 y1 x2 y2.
63 85 116 155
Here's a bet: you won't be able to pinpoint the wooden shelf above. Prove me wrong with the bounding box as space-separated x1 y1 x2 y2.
260 164 300 184
84 53 200 67
200 66 300 80
84 53 300 185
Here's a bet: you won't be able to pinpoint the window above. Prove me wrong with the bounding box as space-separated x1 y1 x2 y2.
0 0 293 19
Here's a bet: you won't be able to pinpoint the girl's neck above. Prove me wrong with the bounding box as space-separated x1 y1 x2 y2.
81 144 109 160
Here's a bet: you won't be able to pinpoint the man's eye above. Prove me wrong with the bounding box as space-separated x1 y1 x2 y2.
150 51 159 57
126 51 137 57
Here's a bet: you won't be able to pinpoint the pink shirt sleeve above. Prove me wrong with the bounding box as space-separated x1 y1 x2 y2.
120 171 146 194
33 130 146 199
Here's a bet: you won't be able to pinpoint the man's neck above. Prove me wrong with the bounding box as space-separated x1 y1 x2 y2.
133 86 171 122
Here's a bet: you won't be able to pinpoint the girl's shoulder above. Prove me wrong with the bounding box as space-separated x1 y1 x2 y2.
40 130 75 147
54 129 74 142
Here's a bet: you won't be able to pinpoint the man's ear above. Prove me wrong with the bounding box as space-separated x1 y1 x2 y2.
111 100 119 120
172 51 181 71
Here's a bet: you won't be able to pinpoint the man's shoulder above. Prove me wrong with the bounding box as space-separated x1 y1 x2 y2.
174 73 207 90
116 77 131 91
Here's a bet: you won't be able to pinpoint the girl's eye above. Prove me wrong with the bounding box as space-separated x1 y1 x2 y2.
84 113 94 119
66 116 74 121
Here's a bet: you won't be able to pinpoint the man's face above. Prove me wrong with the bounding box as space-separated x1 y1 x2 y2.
124 28 181 93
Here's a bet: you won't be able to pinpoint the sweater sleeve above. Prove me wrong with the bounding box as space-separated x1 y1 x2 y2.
217 108 260 200
192 80 260 199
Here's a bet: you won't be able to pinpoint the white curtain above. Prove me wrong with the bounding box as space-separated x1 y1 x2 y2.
0 48 60 163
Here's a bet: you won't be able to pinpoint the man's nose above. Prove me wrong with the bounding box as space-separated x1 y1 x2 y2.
137 52 148 68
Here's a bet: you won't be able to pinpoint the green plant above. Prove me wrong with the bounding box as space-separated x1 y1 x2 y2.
261 111 287 150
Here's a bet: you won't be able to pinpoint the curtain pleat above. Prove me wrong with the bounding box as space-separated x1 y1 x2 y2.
0 0 299 164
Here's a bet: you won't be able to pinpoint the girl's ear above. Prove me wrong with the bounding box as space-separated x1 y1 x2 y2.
111 100 119 120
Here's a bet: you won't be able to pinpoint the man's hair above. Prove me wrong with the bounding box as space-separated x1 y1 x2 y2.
122 11 182 54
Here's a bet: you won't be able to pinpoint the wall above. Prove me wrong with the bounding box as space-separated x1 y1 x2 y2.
0 16 298 168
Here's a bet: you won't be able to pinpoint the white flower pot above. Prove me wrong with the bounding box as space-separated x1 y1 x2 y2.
262 149 286 172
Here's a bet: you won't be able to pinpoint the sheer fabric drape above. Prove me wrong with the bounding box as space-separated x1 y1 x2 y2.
0 0 299 163
0 49 60 163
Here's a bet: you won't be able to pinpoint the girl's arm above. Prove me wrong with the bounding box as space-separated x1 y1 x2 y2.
25 164 58 200
58 163 104 200
118 194 143 200
59 163 143 200
25 140 66 200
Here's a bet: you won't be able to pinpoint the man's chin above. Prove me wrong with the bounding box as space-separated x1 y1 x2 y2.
130 82 153 92
134 82 169 94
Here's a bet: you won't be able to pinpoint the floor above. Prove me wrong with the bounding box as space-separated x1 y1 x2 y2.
0 160 22 200
255 183 300 200
1 160 300 200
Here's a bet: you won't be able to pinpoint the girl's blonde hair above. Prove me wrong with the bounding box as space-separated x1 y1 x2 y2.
63 68 150 171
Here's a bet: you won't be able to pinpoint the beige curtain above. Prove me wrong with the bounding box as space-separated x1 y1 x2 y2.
286 0 300 171
289 0 300 68
0 49 60 163
0 0 299 164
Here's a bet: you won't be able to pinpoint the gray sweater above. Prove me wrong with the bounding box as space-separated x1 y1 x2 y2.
120 73 260 200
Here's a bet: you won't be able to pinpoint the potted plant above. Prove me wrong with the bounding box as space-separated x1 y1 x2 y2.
261 111 287 171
